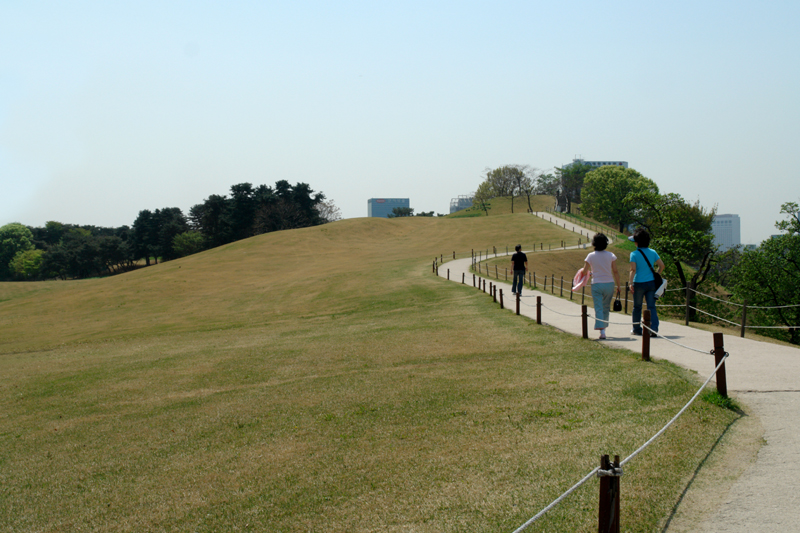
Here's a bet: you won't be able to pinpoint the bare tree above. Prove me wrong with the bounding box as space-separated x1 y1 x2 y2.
316 199 343 223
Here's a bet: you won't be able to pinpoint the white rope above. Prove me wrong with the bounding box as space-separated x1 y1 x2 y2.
621 354 728 466
689 288 800 309
539 303 584 318
511 467 601 533
641 324 711 355
689 306 745 327
512 351 729 531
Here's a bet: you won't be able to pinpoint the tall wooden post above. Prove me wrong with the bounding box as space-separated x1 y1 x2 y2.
685 285 691 326
536 296 542 324
516 292 520 315
582 305 588 339
499 289 504 309
447 269 449 280
741 300 748 338
642 310 651 361
624 283 629 314
462 272 465 284
560 276 564 297
598 455 621 533
713 333 728 397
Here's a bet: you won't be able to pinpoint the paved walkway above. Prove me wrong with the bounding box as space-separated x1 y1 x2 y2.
437 212 800 532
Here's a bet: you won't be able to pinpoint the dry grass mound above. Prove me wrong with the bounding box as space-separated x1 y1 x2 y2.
0 214 738 532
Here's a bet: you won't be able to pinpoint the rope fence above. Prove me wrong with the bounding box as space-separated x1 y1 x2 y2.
436 236 743 531
450 252 800 337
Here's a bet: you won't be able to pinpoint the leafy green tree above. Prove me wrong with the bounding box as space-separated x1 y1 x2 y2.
729 233 800 344
628 192 716 320
155 208 188 261
534 173 559 196
132 210 158 265
581 166 659 232
472 180 494 215
387 207 414 218
172 231 205 258
554 161 593 210
9 249 44 280
775 201 800 235
477 165 528 213
0 223 35 280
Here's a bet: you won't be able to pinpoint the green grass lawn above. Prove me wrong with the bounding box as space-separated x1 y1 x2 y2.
0 214 738 532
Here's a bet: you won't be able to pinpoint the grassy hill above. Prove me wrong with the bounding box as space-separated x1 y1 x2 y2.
448 195 555 218
0 214 737 532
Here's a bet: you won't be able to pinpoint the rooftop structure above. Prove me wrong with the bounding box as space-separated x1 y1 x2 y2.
563 158 629 169
449 195 474 214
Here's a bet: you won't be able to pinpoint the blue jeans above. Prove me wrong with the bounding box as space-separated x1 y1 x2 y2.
512 270 525 294
632 280 659 334
591 282 616 330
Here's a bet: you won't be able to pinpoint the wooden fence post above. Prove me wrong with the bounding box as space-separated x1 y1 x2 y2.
516 292 520 315
624 283 629 314
473 274 476 287
462 272 465 284
741 300 748 338
597 455 621 533
582 305 588 339
642 310 651 361
685 285 691 326
500 289 504 309
560 276 564 297
713 332 728 397
551 274 555 294
536 296 542 324
447 269 449 280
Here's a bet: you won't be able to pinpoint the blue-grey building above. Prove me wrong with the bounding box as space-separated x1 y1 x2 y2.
368 198 410 218
449 195 474 214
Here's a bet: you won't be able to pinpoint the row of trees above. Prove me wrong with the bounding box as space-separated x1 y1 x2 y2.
577 167 799 343
1 181 339 281
472 165 561 215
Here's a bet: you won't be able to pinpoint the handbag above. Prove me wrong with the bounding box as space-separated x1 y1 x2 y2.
613 292 622 312
638 249 667 298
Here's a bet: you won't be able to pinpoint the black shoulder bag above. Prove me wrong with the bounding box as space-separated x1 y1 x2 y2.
638 249 664 297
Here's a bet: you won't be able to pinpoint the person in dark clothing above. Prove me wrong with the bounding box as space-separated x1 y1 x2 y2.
510 244 528 296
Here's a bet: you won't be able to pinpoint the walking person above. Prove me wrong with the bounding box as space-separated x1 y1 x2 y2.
510 245 528 296
629 228 665 337
580 234 621 340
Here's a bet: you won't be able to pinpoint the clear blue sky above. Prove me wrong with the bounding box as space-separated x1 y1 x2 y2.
2 0 798 244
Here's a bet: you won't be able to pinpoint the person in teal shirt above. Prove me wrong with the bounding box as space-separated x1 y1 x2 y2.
629 228 665 336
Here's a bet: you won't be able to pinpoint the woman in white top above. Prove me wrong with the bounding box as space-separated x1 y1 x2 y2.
580 233 621 340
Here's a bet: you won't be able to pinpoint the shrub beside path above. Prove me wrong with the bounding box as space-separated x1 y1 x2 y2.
437 212 800 532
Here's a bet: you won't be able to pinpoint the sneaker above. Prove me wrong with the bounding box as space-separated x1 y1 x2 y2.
650 332 658 338
599 333 606 340
631 330 642 336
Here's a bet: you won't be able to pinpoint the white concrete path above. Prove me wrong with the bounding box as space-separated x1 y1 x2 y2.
437 212 800 532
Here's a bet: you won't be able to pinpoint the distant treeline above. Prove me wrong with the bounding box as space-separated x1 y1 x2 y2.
1 181 336 281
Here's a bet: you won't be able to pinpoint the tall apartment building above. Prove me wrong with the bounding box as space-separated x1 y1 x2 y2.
367 198 410 218
712 214 741 251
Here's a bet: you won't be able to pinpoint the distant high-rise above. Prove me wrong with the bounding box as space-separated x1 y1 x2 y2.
563 158 628 169
712 214 741 251
367 198 410 218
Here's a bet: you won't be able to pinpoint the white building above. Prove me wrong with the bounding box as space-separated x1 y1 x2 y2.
563 158 628 169
712 214 741 251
